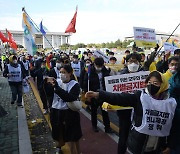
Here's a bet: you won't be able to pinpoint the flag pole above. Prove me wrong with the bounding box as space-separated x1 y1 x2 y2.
155 22 180 56
22 7 56 52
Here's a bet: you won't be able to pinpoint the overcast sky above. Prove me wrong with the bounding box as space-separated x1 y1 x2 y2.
0 0 180 45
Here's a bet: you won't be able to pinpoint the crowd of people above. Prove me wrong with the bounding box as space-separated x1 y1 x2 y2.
1 46 180 154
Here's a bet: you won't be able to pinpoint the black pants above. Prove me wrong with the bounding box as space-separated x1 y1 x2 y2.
90 99 110 129
39 88 48 109
117 109 132 154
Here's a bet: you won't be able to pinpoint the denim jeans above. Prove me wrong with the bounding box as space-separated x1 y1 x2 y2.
10 84 22 105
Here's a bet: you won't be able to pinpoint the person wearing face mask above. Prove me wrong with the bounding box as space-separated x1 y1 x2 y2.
82 57 113 133
85 71 177 154
20 56 30 77
44 59 64 108
3 55 26 107
71 55 82 81
116 52 144 154
163 56 179 81
168 60 180 154
47 64 82 154
34 61 49 114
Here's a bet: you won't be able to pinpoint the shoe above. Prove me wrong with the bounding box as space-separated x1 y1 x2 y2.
92 126 99 132
43 109 49 115
17 104 23 108
11 101 15 104
105 128 114 134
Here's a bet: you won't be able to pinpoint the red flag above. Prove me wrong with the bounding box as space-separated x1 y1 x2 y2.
0 31 9 43
7 30 17 50
65 7 77 33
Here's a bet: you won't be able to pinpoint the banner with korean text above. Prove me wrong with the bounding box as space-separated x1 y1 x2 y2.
134 27 156 48
105 71 150 93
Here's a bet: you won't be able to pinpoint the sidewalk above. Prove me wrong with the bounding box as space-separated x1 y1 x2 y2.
0 73 32 154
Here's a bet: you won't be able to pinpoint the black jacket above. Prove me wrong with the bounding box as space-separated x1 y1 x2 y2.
80 64 110 92
98 90 169 154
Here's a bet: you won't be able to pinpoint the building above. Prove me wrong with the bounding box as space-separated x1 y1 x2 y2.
0 30 71 49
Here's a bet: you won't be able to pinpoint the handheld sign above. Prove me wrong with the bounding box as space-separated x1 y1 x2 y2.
105 71 150 93
103 71 149 111
134 27 156 48
93 50 109 63
163 42 178 54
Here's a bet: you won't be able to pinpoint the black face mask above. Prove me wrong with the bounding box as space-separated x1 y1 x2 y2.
147 84 160 96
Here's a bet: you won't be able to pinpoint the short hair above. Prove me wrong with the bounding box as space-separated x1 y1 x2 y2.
125 50 130 54
126 53 141 62
85 58 92 63
109 51 114 55
145 71 162 84
168 56 180 64
110 57 117 61
73 55 78 59
174 49 180 55
94 57 104 66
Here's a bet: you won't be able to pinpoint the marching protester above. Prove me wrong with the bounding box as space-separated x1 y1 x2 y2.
3 55 26 107
85 70 177 154
81 57 112 133
121 50 130 66
168 60 180 154
20 55 30 77
45 58 64 108
174 49 180 57
116 52 144 154
33 60 49 114
71 54 82 81
47 64 82 154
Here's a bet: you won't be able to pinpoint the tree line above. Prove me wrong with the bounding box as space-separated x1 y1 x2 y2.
60 39 133 50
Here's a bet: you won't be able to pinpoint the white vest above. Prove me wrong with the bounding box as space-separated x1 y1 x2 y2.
71 62 81 77
22 60 29 71
134 91 177 137
7 64 22 82
52 80 78 110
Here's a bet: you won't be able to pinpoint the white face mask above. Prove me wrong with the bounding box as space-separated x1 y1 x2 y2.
128 63 139 72
56 63 61 69
60 74 67 82
86 64 90 67
95 66 102 72
169 66 177 74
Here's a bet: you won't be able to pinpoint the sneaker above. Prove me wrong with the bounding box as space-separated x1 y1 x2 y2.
11 101 15 104
43 109 49 115
105 127 114 134
92 126 99 132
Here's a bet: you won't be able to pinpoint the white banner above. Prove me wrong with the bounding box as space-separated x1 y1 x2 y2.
105 71 150 93
134 27 156 47
93 50 109 63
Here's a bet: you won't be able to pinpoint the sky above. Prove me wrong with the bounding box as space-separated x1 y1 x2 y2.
1 0 180 45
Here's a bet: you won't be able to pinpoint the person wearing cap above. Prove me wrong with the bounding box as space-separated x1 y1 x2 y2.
3 55 26 107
